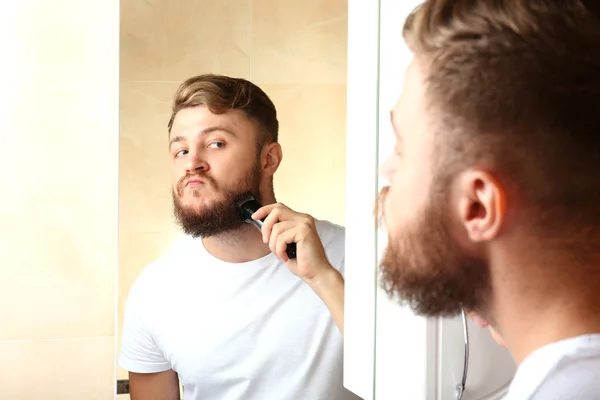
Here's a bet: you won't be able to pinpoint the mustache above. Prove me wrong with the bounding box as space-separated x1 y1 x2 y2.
374 186 389 230
176 173 217 196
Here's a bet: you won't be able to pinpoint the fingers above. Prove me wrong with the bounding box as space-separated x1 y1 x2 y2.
251 203 279 221
256 203 314 243
268 221 297 262
258 203 292 243
257 203 316 261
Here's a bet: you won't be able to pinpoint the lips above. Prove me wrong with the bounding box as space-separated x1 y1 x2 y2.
185 178 205 187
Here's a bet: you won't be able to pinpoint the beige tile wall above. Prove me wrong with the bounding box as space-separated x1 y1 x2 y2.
118 0 348 382
0 1 118 399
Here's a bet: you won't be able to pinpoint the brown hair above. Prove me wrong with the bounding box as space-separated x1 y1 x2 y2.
403 0 600 247
168 74 279 149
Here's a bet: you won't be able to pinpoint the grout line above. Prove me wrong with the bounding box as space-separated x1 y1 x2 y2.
1 336 114 344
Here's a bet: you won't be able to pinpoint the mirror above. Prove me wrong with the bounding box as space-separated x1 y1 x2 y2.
118 1 351 398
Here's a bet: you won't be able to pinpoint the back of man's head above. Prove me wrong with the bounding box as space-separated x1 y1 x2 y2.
403 0 600 260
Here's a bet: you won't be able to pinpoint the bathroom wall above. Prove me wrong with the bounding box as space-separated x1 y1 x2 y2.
0 1 118 399
118 0 348 385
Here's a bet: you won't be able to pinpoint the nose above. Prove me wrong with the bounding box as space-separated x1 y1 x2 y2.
185 149 209 174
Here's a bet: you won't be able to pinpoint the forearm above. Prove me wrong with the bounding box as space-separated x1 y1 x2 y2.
307 266 345 336
129 371 180 400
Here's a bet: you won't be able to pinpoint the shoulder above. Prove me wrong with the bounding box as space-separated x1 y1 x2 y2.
126 238 189 305
509 334 600 400
314 219 346 273
314 219 345 248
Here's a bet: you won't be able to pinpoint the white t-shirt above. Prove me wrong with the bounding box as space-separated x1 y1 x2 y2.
505 334 600 399
119 219 360 400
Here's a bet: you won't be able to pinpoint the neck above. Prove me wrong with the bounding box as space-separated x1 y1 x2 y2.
202 224 271 263
489 245 600 365
200 192 277 263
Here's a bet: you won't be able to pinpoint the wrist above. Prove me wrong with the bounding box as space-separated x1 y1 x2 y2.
305 265 343 293
304 264 345 335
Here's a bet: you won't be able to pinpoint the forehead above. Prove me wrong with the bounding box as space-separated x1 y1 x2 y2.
170 106 256 138
391 59 429 139
393 60 424 130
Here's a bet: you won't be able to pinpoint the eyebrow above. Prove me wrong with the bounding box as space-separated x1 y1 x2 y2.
169 126 236 147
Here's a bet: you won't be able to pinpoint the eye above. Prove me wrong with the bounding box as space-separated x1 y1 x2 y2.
209 142 225 149
175 149 188 157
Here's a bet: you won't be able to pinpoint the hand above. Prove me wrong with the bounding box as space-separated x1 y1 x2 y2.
251 202 333 283
253 202 346 335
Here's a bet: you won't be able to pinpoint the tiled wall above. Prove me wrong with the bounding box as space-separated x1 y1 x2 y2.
118 0 348 382
0 1 118 399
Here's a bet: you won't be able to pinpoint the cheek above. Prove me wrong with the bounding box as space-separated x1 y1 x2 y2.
382 185 406 234
384 171 430 231
381 166 406 231
386 173 417 215
209 167 240 189
211 151 250 178
171 161 192 194
171 168 183 188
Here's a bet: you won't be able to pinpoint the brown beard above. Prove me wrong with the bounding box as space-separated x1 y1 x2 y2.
378 183 491 317
172 161 262 238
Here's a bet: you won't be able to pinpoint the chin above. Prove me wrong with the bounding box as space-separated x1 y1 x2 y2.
179 197 208 211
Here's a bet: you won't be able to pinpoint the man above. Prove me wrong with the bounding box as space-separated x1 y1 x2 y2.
119 74 357 400
378 0 600 399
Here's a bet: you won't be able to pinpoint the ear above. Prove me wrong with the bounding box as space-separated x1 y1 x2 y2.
455 170 506 242
261 142 282 177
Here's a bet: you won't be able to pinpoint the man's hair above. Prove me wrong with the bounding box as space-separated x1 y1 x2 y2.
168 74 279 149
403 0 600 249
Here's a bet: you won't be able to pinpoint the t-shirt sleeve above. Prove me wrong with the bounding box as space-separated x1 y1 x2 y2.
324 223 346 277
335 236 346 278
118 275 171 374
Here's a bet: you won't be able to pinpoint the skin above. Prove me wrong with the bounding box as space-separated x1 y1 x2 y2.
169 106 278 262
379 57 600 366
129 105 345 398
